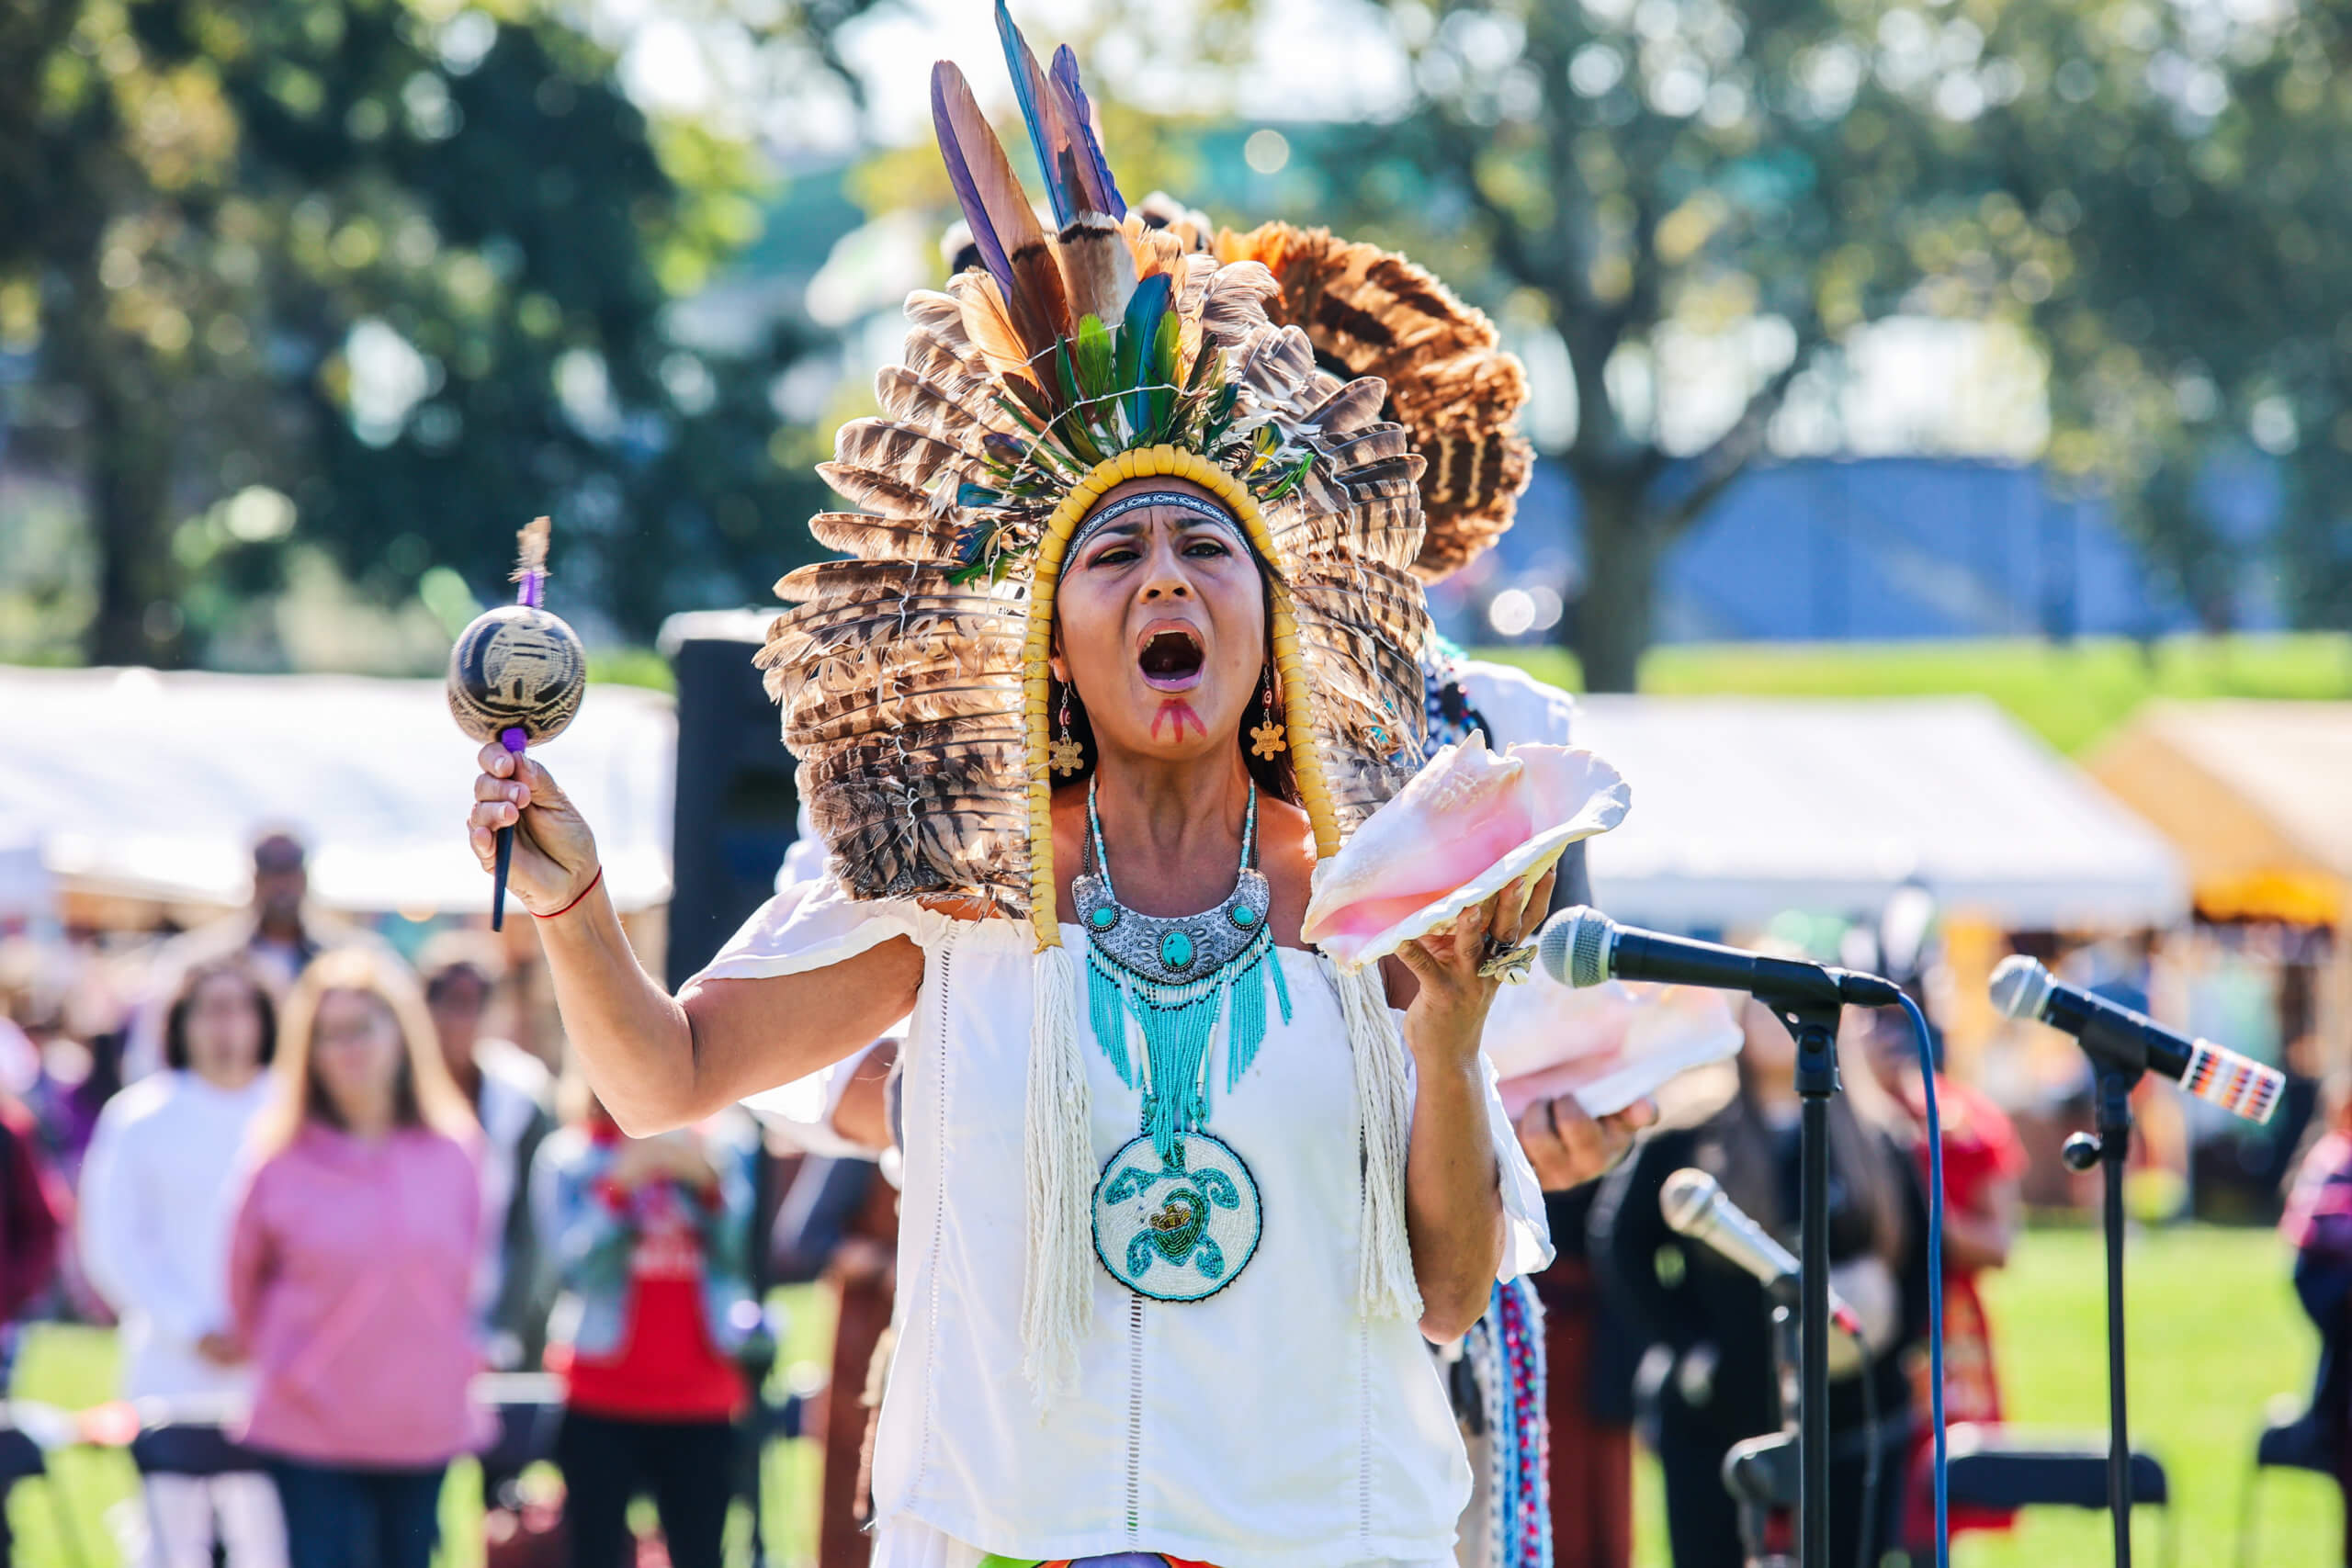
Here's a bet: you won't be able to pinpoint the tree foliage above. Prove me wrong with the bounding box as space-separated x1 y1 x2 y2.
1327 0 2352 682
0 0 861 666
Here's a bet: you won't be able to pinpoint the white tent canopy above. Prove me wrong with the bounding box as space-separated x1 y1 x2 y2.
0 667 674 915
1573 694 2188 932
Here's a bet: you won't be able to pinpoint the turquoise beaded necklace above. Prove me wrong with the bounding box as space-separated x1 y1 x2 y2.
1075 776 1290 1301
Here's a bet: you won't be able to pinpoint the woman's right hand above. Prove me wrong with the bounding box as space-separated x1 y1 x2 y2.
468 740 599 914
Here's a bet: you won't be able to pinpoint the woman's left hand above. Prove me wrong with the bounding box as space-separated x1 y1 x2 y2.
1395 866 1555 1064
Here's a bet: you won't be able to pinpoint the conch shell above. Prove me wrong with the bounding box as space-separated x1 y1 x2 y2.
1487 979 1743 1118
1301 738 1631 970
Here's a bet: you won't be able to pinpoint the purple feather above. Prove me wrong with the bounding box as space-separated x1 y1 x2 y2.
931 62 1016 296
1050 44 1126 220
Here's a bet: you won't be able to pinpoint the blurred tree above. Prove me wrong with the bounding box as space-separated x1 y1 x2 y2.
0 0 867 667
1956 0 2352 632
1340 0 1976 686
1324 0 2352 681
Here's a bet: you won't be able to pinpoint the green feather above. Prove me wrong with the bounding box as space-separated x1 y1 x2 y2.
1051 344 1106 465
1146 310 1181 439
1200 382 1241 453
1261 454 1314 502
1183 344 1217 399
1075 314 1114 398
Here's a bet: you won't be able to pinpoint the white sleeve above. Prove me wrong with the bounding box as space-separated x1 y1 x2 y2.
1455 659 1577 749
741 1038 902 1160
694 874 950 985
1481 1051 1555 1280
1398 1024 1556 1283
77 1103 213 1344
775 801 830 894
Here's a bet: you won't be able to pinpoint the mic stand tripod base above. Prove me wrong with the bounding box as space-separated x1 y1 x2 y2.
2063 1065 2142 1568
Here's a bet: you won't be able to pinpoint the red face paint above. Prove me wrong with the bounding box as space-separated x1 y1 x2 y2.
1150 702 1208 741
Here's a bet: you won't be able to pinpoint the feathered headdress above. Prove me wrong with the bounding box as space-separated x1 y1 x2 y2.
760 6 1436 1392
764 16 1434 925
1216 224 1535 581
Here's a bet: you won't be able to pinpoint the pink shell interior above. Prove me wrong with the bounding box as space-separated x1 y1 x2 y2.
1301 739 1628 963
1490 980 1743 1119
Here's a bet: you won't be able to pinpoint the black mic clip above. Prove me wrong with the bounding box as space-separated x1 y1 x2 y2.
1746 964 1892 1100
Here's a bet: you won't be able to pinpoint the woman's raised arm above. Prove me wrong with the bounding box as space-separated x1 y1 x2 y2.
468 741 922 1133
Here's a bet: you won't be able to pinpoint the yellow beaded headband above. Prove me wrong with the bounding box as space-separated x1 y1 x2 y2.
1023 446 1340 952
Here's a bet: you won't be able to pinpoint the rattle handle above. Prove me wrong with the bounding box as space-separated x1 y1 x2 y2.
491 727 527 931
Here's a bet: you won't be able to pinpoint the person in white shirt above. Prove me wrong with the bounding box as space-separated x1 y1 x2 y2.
80 959 288 1568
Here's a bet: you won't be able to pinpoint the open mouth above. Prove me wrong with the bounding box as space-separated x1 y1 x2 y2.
1136 625 1206 690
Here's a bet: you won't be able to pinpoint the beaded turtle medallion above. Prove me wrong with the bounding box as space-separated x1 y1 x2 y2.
1077 779 1289 1301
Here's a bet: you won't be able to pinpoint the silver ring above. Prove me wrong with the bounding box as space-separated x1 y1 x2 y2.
1476 937 1537 984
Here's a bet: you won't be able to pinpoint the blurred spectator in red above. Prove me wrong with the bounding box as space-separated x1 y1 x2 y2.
418 934 556 1373
2282 1076 2352 1563
0 1043 67 1566
535 1084 758 1568
81 958 288 1568
1863 1010 2024 1557
0 1090 63 1326
128 833 392 1079
227 949 484 1568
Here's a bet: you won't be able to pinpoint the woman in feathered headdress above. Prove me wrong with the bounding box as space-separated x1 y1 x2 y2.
465 15 1563 1566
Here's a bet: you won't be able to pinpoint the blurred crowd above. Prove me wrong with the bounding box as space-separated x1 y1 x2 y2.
6 830 2346 1568
0 832 765 1568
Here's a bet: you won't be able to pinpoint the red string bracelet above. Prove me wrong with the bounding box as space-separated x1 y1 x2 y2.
534 865 603 920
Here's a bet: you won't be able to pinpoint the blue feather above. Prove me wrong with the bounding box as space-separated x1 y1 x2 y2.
1121 272 1171 434
996 0 1077 228
1050 44 1126 220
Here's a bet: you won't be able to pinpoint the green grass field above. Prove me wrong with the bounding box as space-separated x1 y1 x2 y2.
1628 1224 2336 1566
3 1227 2330 1567
1482 633 2352 756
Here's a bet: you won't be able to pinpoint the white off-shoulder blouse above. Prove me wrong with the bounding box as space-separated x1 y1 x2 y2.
698 881 1550 1568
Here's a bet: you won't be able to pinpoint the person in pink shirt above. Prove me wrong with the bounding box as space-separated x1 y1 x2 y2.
226 949 485 1568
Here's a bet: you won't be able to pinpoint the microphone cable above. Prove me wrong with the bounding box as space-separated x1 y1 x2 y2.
1896 989 1951 1568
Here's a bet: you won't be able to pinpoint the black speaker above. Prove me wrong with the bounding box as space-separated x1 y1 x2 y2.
662 613 801 989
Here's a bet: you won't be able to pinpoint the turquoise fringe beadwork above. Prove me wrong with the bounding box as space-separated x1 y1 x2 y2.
1073 780 1291 1163
1076 778 1282 1300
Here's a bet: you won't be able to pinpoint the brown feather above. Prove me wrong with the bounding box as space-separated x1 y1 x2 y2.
831 418 970 493
948 271 1044 394
875 366 1021 445
815 462 933 519
807 511 963 563
932 64 1072 357
1053 212 1136 325
1302 377 1389 436
1214 221 1532 581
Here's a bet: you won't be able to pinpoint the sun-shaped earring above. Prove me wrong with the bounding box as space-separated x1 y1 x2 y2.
1250 668 1288 761
1051 685 1086 776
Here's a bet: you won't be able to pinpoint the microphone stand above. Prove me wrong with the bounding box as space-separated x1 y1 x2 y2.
2062 1063 2142 1568
1758 987 1847 1568
1724 1302 1804 1568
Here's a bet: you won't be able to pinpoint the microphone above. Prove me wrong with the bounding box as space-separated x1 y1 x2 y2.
1989 955 2283 1124
1539 907 1903 1008
1660 1168 1864 1340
